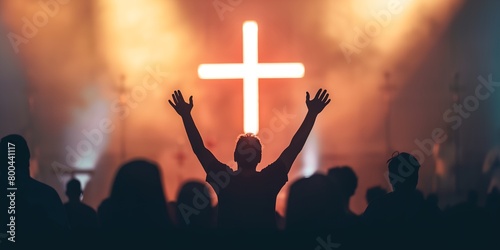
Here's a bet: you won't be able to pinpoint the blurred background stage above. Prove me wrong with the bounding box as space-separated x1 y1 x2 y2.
1 0 499 215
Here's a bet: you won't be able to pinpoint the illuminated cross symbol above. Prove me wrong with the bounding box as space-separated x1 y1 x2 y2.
198 21 305 134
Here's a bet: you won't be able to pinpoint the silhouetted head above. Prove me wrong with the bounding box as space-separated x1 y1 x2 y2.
176 180 213 228
387 152 420 192
366 186 388 204
101 159 172 228
1 134 30 179
286 173 340 230
234 133 262 169
327 166 358 200
66 178 83 202
110 159 166 203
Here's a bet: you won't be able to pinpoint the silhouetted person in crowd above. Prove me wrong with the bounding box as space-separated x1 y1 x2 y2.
169 89 330 229
0 134 69 244
285 173 340 231
176 181 214 229
361 152 443 247
446 190 488 227
365 186 387 205
64 178 99 230
327 166 360 228
98 159 173 230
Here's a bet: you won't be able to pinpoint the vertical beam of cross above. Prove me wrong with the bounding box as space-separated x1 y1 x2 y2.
243 21 259 135
198 21 304 134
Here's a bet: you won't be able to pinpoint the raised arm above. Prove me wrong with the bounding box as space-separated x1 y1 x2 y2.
169 90 217 173
278 89 331 173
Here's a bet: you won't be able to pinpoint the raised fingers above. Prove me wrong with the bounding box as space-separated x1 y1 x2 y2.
168 99 176 108
314 88 322 100
177 90 185 102
323 93 330 103
319 89 327 101
172 93 178 104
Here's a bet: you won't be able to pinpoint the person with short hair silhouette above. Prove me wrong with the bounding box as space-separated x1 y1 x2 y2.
169 89 331 229
98 159 173 229
361 152 443 247
64 178 99 230
0 134 69 243
176 181 214 229
363 152 442 225
285 173 339 231
327 166 360 228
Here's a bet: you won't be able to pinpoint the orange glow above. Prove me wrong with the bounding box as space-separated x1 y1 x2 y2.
97 0 187 89
198 21 305 134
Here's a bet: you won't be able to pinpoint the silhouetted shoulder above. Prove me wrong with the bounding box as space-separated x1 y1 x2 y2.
26 178 69 229
205 160 235 183
260 159 288 185
80 203 97 214
363 190 442 228
97 198 114 227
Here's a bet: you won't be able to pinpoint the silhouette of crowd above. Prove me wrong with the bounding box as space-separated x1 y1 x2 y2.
1 89 499 249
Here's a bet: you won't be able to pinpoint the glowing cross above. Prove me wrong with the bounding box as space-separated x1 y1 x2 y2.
198 21 305 134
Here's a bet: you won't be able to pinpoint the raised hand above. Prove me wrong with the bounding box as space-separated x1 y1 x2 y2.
306 89 331 115
169 90 193 117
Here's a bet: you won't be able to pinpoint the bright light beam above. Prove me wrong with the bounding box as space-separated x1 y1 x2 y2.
198 21 305 134
302 130 319 177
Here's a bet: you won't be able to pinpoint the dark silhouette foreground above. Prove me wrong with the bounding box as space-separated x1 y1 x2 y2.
1 134 68 246
98 159 173 230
